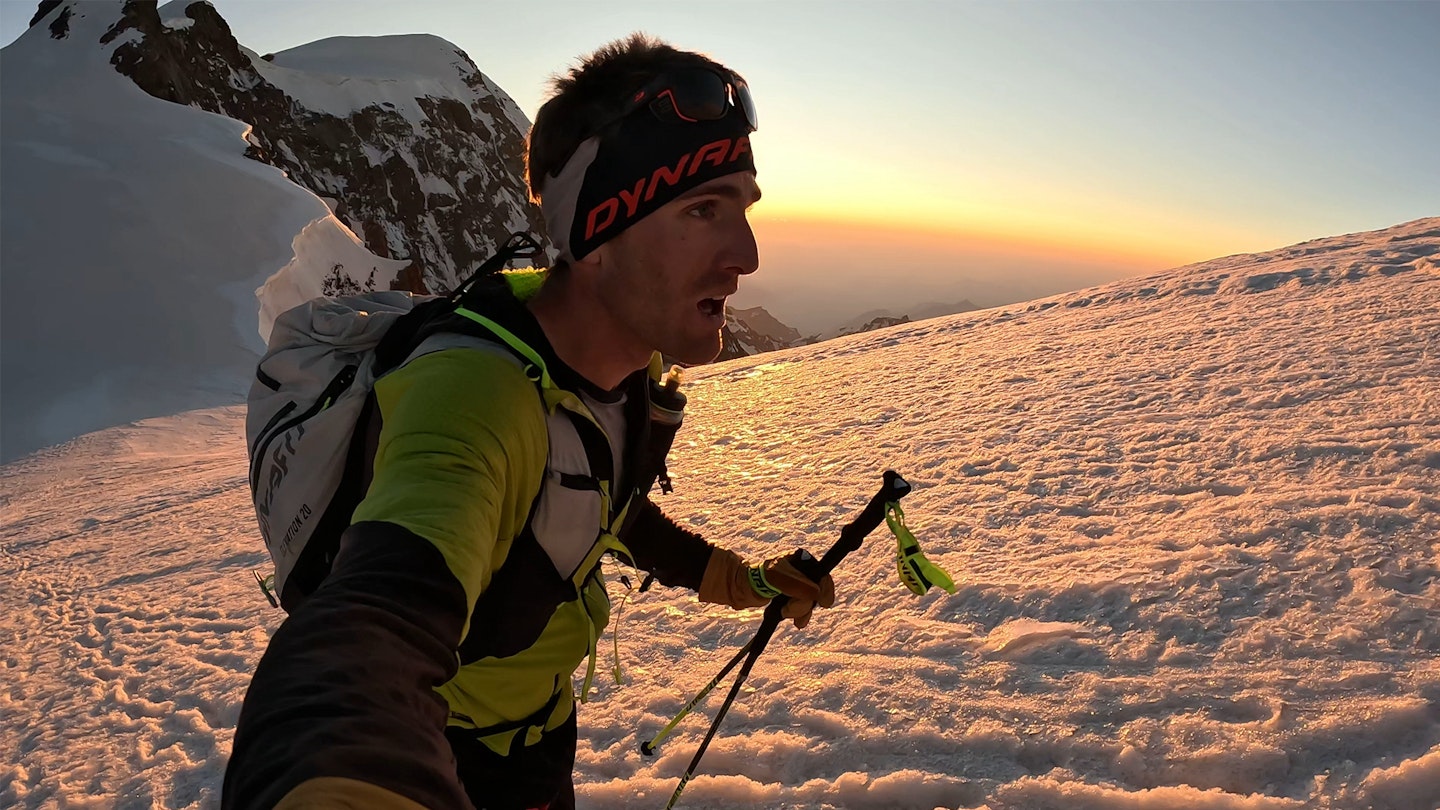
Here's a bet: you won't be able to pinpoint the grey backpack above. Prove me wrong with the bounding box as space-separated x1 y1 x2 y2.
247 290 419 605
245 235 543 609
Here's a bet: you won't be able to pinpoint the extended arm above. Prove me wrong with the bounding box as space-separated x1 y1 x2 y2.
622 497 834 627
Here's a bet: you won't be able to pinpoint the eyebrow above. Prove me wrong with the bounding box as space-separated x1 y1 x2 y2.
677 181 763 205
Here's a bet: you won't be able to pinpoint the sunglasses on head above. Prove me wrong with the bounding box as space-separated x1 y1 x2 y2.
599 67 757 134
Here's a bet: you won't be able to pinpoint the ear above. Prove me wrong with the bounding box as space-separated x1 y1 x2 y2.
570 241 607 273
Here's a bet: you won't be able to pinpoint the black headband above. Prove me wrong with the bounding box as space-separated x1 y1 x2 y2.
541 104 756 262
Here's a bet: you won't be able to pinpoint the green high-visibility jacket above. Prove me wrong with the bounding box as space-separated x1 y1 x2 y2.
224 276 714 810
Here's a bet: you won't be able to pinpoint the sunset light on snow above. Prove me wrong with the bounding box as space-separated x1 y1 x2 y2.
2 1 1437 808
7 215 1437 808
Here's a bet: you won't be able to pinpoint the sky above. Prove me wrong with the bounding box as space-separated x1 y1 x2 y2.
5 217 1438 808
2 0 1438 328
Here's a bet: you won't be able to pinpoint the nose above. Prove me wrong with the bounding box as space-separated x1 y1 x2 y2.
728 215 760 276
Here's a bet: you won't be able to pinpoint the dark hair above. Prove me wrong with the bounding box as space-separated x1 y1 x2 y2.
527 33 729 199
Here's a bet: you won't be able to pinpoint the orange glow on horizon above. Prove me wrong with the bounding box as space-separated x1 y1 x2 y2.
748 208 1207 274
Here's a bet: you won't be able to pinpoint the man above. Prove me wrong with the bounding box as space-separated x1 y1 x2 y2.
224 34 834 810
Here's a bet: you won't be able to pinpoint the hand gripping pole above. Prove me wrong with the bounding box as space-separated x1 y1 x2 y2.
658 471 912 808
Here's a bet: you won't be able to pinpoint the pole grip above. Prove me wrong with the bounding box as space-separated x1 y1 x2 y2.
816 470 911 577
666 471 912 808
763 470 911 624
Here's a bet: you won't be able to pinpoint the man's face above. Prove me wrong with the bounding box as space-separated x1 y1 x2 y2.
591 171 761 365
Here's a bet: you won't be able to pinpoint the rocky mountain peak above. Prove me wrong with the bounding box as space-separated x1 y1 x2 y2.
718 305 809 361
39 0 546 294
31 0 68 35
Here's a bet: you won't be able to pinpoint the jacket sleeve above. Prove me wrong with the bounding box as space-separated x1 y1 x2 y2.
224 349 548 810
621 496 715 591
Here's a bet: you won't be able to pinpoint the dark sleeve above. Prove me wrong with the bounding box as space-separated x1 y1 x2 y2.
226 349 545 810
620 496 715 590
222 522 473 810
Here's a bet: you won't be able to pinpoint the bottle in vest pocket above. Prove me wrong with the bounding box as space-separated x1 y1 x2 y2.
647 365 686 495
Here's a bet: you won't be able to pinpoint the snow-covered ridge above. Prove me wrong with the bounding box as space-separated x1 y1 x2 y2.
798 216 1440 364
1023 217 1440 313
99 0 544 292
267 33 487 81
259 31 530 138
0 0 335 463
0 0 541 462
252 33 531 136
3 217 1436 809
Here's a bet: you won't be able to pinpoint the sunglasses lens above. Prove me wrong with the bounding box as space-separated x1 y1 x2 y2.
608 69 757 134
668 69 730 121
732 78 757 130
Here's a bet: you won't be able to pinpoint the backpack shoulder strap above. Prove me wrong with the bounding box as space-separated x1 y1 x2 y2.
368 231 545 378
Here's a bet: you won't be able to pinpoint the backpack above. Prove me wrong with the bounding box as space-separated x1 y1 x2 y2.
246 234 545 609
245 233 688 610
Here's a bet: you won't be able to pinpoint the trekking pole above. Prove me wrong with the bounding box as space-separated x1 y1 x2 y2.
659 471 912 809
642 473 922 758
640 638 753 755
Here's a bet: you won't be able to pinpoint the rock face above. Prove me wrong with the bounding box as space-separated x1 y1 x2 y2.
838 315 911 337
90 0 546 293
823 300 980 340
718 305 808 361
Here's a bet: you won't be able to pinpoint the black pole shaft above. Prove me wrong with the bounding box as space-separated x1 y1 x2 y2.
662 471 911 809
640 638 753 755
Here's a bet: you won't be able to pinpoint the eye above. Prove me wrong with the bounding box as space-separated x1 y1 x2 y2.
687 199 718 219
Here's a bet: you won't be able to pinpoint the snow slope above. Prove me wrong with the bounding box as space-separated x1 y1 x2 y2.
2 218 1438 809
0 1 532 464
0 3 350 463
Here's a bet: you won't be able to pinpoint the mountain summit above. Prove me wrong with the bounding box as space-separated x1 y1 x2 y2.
95 0 543 292
0 0 539 461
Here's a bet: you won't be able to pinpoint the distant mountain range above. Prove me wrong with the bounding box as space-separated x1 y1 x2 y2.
717 299 984 360
822 300 982 340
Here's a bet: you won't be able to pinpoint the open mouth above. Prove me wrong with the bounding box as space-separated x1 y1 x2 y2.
698 297 726 320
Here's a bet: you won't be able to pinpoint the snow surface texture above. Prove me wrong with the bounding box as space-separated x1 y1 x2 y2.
3 219 1438 808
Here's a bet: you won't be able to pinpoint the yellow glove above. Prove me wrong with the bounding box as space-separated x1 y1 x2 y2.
699 548 836 628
